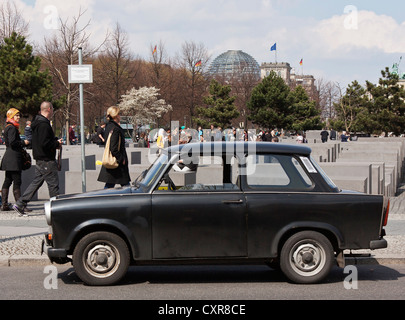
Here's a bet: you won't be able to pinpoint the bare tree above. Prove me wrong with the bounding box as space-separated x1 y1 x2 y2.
226 72 260 129
39 8 106 143
148 40 168 88
0 0 29 43
92 22 140 112
316 78 340 124
177 41 211 128
146 41 184 127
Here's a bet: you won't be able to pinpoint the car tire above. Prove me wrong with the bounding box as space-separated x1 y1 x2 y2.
73 231 130 286
280 231 334 284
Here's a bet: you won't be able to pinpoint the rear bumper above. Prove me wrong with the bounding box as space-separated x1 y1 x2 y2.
370 238 388 250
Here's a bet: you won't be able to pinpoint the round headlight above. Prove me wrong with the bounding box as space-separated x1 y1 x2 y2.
44 201 52 225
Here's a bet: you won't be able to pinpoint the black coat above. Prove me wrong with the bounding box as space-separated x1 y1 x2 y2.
31 114 60 161
97 120 130 185
0 123 25 171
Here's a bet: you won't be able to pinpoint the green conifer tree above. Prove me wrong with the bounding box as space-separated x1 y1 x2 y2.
364 67 405 136
194 79 239 128
289 85 323 131
0 32 53 117
247 71 292 129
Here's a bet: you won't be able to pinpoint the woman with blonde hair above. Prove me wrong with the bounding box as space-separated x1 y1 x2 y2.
0 108 29 211
97 106 130 188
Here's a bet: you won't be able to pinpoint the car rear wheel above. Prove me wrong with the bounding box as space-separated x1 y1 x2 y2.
280 231 334 284
73 231 130 286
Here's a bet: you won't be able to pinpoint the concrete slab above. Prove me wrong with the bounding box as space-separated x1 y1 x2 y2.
319 162 372 194
331 176 368 193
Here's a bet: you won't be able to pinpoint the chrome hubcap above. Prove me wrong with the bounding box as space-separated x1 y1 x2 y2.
290 242 325 276
85 243 120 278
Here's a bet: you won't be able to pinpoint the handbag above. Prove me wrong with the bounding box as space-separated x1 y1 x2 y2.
21 148 32 170
102 130 121 169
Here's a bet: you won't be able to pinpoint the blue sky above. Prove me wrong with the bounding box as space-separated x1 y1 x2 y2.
17 0 405 89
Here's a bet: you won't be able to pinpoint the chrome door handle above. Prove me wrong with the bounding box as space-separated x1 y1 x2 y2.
222 199 244 204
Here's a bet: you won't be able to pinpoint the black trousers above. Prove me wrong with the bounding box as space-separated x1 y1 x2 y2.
16 160 59 207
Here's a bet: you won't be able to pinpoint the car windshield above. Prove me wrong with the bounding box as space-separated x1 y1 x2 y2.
133 153 169 189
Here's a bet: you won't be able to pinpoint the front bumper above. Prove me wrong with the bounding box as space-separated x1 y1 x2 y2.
41 234 71 264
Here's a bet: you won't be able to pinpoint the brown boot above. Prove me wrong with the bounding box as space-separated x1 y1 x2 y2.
13 189 20 202
1 189 10 211
13 189 31 212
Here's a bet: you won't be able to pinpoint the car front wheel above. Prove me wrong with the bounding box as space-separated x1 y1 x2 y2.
73 231 130 286
280 231 334 284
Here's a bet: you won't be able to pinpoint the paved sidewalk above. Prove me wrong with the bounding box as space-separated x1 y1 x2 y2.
0 200 48 266
0 194 405 267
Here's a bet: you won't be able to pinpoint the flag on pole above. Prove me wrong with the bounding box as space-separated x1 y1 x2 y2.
299 58 303 66
270 43 276 51
152 45 157 54
195 60 202 67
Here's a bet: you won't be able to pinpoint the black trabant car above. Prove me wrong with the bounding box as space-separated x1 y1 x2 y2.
42 142 389 285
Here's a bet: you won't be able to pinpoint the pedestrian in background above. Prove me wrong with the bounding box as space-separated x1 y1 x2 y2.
69 124 77 145
24 120 32 149
320 128 329 143
95 121 106 145
97 106 130 189
0 108 30 211
330 128 337 140
340 131 349 142
13 102 62 217
137 132 148 147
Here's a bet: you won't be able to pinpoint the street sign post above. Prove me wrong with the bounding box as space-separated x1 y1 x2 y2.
68 65 93 83
68 48 93 192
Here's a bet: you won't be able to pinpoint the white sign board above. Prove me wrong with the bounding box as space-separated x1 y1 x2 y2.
68 65 93 83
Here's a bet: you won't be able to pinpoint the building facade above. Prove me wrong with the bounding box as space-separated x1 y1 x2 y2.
260 62 318 100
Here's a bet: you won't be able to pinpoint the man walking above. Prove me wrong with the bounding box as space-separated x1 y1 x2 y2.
13 101 62 217
320 128 329 143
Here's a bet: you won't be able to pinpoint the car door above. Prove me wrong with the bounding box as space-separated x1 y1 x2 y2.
151 155 247 259
242 153 315 257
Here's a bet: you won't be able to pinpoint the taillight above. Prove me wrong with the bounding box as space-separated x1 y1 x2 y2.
383 199 390 226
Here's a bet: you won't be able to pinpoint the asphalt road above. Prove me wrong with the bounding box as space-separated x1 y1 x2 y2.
1 264 405 301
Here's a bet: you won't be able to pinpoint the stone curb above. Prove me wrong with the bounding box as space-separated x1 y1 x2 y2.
0 255 51 267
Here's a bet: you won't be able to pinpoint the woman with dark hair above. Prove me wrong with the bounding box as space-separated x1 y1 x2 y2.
97 106 130 189
0 108 29 211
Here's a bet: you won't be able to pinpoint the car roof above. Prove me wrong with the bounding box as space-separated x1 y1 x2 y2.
165 141 312 156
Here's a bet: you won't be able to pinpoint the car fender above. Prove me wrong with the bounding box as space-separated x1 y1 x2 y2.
66 219 139 258
270 221 345 256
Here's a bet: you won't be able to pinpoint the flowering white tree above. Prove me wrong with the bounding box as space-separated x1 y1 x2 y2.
119 86 172 128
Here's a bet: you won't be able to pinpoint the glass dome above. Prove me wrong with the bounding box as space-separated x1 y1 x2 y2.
208 50 260 79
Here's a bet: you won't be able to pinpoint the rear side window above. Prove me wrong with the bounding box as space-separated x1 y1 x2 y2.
245 154 313 190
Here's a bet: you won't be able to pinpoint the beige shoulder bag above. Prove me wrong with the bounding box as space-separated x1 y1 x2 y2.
102 130 121 169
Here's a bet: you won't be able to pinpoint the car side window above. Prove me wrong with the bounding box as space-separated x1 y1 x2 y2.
156 155 241 192
245 154 313 190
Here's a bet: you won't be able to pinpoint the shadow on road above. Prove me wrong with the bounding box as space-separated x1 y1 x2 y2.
58 264 405 286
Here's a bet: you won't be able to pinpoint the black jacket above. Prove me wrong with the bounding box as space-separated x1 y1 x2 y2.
97 120 130 185
31 114 59 161
0 123 25 171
